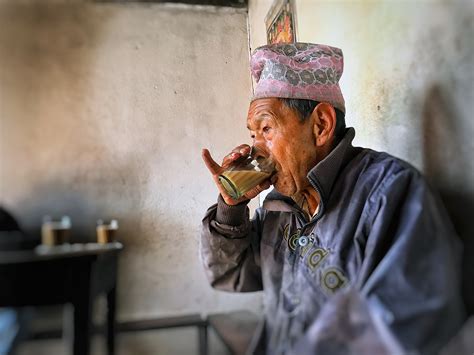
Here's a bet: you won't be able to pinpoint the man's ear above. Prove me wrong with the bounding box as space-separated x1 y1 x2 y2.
311 102 336 147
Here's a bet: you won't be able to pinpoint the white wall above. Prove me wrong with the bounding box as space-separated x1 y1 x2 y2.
249 0 473 170
0 0 263 327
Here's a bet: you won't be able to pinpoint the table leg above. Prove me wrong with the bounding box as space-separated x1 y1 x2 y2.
106 286 117 355
73 291 92 355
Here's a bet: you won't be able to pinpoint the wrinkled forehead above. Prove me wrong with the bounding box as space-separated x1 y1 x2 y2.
246 98 284 128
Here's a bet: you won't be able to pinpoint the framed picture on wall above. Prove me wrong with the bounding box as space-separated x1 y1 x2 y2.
265 0 297 44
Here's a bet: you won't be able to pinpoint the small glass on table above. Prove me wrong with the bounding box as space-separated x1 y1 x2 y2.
96 219 118 244
41 216 71 246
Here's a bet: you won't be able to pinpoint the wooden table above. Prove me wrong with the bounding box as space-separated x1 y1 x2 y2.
0 242 123 355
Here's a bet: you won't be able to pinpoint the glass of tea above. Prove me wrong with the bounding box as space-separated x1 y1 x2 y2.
218 147 275 200
96 219 118 244
41 216 71 246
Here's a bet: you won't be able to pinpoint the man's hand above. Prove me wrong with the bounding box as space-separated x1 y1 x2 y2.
202 145 272 206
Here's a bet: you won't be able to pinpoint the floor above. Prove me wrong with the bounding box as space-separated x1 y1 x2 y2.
18 327 230 355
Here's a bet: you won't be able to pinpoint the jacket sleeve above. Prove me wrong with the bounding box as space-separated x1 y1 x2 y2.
200 195 264 292
291 168 466 354
358 168 466 353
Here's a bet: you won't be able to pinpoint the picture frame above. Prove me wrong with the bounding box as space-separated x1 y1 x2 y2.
265 0 297 45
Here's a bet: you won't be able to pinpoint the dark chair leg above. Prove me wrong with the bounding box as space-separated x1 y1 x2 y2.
198 324 208 355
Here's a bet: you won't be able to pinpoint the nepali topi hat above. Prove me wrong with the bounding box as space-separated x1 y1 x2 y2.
250 42 345 113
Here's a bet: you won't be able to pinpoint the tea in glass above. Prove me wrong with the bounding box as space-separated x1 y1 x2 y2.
218 148 274 200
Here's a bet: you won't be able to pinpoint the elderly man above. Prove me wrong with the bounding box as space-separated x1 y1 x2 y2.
200 43 465 354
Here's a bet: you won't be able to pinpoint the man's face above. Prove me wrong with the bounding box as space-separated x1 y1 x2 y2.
247 98 319 197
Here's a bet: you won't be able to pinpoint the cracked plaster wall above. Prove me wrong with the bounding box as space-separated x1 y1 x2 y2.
0 0 263 326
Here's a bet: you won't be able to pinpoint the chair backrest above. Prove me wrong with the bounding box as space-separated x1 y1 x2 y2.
0 206 26 251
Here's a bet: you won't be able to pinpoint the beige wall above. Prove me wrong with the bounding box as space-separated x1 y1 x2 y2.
0 0 263 328
249 0 474 309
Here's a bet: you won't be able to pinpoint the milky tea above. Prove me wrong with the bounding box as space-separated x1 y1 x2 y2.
218 149 274 200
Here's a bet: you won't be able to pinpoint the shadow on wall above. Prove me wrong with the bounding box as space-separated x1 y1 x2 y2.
15 159 144 244
422 85 474 315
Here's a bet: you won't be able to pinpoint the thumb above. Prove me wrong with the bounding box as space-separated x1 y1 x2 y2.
202 148 221 175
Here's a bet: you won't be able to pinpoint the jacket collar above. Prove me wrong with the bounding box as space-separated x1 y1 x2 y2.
307 127 356 205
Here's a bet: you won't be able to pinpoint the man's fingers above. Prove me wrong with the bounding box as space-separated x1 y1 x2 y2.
260 179 272 191
244 179 272 200
222 144 252 167
222 152 241 168
202 149 222 175
233 144 252 155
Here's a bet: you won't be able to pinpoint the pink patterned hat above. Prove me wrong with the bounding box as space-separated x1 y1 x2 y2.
250 43 345 113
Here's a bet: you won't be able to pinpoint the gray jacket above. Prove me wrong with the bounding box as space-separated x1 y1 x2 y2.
200 128 465 354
